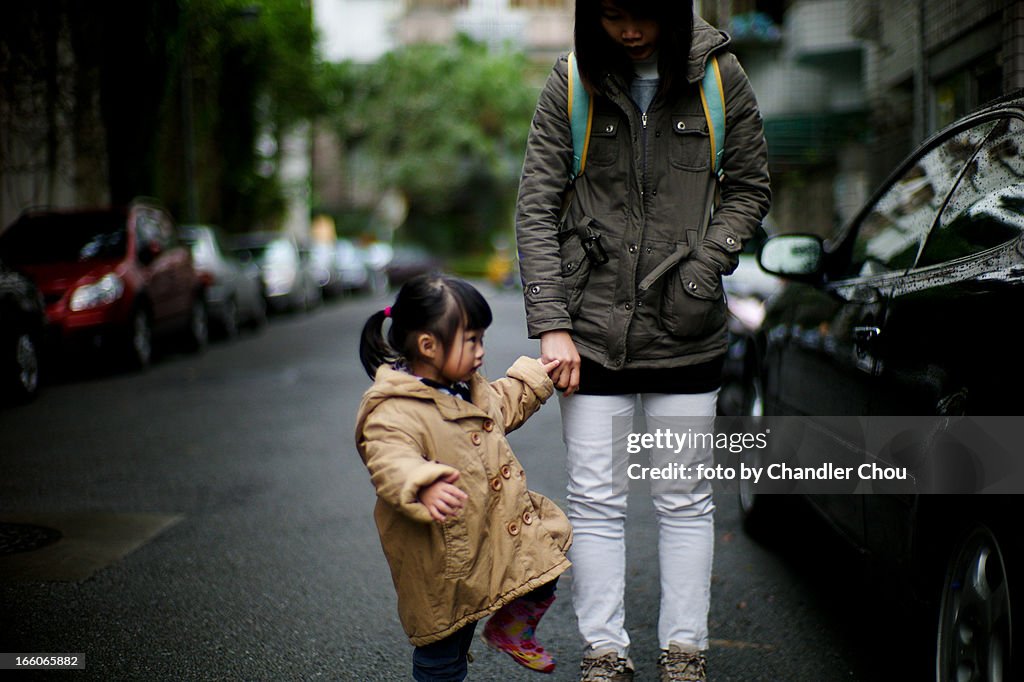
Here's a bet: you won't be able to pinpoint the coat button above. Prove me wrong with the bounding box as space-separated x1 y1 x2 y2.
507 521 520 536
522 510 534 525
530 285 541 294
483 419 494 432
628 243 638 253
471 432 482 445
624 302 632 310
604 124 614 133
491 477 503 491
726 237 736 246
500 464 512 479
517 469 525 479
688 281 698 291
566 262 574 271
676 121 686 131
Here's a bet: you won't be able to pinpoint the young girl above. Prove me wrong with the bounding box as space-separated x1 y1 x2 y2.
354 273 572 681
516 1 771 680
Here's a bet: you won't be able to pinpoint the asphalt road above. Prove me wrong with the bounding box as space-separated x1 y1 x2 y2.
0 286 919 680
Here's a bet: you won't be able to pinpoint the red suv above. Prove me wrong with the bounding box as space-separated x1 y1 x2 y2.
0 200 208 368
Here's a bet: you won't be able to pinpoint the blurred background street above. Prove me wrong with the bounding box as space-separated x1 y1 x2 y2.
2 287 920 681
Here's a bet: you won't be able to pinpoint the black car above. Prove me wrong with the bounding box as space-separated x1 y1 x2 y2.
0 256 45 403
741 93 1024 679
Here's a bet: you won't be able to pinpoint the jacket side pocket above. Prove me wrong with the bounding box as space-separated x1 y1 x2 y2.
441 516 471 579
558 227 593 319
661 256 727 338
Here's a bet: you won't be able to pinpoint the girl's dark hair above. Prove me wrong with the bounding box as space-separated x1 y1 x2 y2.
359 273 493 379
574 0 694 96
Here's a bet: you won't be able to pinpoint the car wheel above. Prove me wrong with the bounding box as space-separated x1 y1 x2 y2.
736 374 787 538
936 525 1013 681
2 331 40 403
127 307 153 369
183 297 209 352
220 297 240 339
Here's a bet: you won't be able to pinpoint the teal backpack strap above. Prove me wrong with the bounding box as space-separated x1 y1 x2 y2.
567 51 594 182
699 55 726 179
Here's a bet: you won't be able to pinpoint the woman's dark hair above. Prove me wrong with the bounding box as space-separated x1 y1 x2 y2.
574 0 694 96
359 273 493 378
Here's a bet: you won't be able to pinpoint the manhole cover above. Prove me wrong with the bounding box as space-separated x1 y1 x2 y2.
0 522 62 556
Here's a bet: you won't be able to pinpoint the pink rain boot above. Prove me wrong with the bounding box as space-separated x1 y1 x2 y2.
481 594 557 673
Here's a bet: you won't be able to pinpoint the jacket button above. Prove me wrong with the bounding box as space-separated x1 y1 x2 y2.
604 124 614 133
726 237 736 246
471 432 482 445
566 262 574 271
491 477 503 491
517 469 525 479
507 521 520 536
500 464 512 479
483 419 494 432
522 510 533 525
624 302 632 310
628 243 638 253
676 121 686 131
688 281 698 291
530 285 540 294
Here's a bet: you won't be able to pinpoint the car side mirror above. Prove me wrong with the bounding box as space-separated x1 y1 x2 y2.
758 235 824 278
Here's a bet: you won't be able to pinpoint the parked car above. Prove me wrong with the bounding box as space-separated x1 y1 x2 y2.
740 93 1024 679
0 201 208 368
717 226 781 416
326 238 371 295
0 256 45 402
230 232 321 313
179 225 266 338
385 244 441 286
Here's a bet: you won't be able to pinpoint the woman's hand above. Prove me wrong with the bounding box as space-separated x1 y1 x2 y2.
418 471 468 523
540 330 581 396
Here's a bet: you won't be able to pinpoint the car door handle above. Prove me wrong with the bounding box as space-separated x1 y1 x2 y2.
853 326 881 346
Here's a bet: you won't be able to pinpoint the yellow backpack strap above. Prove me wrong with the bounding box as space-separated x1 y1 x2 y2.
698 55 726 178
568 51 594 182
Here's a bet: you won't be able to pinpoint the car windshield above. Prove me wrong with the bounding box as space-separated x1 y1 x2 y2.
0 213 127 264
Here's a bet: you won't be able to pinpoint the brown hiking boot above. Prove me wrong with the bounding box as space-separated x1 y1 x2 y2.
657 643 707 681
579 648 634 681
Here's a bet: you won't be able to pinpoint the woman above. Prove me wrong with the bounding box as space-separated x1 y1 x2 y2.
515 1 771 680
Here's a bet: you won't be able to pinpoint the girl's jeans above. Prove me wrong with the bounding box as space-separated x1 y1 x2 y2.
411 580 558 681
559 391 718 655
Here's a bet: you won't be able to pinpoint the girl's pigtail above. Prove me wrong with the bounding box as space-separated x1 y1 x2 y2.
359 310 394 379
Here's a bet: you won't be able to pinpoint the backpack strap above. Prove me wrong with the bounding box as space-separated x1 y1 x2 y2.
699 54 726 179
567 52 594 182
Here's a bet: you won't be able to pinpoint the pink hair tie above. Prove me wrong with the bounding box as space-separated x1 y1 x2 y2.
384 306 392 318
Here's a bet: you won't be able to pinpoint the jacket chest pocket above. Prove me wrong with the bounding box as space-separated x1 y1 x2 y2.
586 115 620 167
669 114 710 172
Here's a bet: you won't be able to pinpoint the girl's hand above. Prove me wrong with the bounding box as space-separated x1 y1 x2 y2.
540 330 581 395
418 471 468 523
539 358 561 376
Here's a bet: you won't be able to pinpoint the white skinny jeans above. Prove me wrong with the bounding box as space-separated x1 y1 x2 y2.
560 391 718 655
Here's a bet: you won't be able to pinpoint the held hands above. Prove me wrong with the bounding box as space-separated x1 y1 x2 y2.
418 471 469 523
540 330 581 396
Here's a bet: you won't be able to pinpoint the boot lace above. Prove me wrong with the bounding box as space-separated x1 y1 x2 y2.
658 648 707 682
580 651 630 681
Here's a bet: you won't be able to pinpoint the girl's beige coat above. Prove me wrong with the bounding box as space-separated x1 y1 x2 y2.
354 356 572 646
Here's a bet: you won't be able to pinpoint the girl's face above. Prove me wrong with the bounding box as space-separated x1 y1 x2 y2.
439 327 485 384
600 1 660 61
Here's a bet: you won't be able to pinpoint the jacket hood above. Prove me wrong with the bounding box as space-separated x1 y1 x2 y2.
687 15 731 84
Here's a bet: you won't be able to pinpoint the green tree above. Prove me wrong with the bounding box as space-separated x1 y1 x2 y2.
324 36 539 254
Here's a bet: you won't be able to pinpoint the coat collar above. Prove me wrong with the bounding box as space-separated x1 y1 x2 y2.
360 365 492 422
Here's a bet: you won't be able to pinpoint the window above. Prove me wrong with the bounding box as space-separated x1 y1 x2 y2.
844 121 997 278
917 117 1024 267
